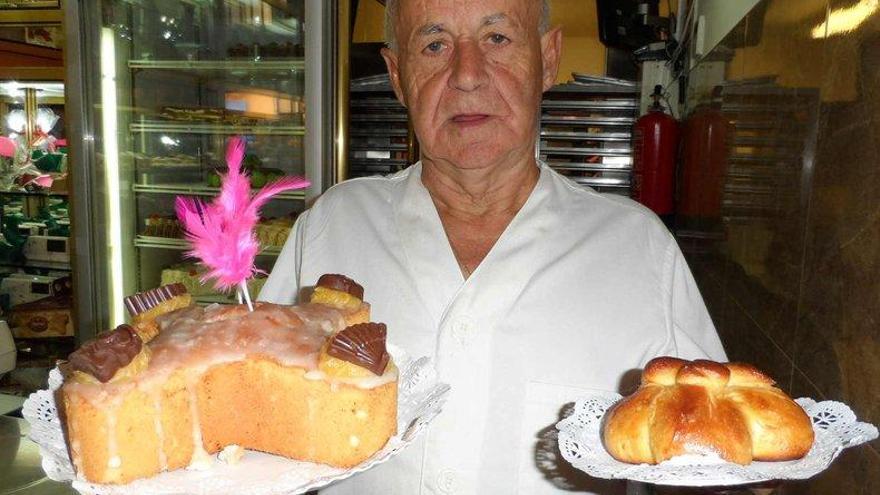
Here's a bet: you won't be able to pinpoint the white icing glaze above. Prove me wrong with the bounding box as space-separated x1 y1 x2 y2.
106 407 118 472
70 439 84 475
151 390 167 470
186 374 212 470
218 444 245 465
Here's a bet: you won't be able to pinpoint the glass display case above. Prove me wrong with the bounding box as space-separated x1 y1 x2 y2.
65 0 336 338
0 81 72 349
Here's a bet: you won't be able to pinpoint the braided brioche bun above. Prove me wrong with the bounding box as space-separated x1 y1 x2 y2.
602 357 814 465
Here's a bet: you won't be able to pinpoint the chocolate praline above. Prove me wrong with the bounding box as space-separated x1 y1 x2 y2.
316 274 364 300
68 324 143 383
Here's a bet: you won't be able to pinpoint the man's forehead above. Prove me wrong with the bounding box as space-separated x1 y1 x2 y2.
416 12 508 36
398 0 539 32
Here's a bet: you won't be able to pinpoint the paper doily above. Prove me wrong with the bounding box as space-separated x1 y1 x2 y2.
23 350 449 495
556 391 879 487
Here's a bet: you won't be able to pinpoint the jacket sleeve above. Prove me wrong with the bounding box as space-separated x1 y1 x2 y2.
664 239 728 361
257 209 310 304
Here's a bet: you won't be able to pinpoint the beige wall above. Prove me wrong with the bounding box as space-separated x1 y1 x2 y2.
726 0 859 102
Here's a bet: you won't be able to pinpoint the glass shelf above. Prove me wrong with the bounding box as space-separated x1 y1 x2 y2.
0 260 72 271
135 235 282 256
0 190 69 198
133 183 306 200
130 120 305 135
129 59 304 71
129 59 305 80
193 293 238 305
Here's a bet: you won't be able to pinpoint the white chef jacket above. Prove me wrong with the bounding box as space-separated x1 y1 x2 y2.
259 161 726 495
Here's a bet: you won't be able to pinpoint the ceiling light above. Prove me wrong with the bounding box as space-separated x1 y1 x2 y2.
812 0 879 38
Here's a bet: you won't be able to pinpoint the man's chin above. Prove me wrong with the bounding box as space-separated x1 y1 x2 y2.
433 146 524 172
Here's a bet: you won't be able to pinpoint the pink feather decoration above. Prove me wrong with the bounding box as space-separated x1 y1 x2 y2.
175 136 310 291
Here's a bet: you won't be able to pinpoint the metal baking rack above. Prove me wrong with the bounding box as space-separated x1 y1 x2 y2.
348 75 415 178
717 82 819 222
347 78 639 193
539 82 639 194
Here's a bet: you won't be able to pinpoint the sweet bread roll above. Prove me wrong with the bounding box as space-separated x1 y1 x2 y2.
602 357 814 465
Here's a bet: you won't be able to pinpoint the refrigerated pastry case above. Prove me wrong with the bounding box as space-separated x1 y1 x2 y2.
64 0 344 341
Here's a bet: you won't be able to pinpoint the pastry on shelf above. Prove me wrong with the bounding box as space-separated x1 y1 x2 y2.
9 293 73 338
142 215 182 238
255 216 295 247
160 263 266 297
159 106 225 122
602 357 814 465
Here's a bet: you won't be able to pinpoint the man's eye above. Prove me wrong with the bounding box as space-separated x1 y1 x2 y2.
424 41 444 53
488 33 510 45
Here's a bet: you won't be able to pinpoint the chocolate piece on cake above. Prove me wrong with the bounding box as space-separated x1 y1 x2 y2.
124 283 188 316
68 325 143 383
316 274 364 300
327 322 389 375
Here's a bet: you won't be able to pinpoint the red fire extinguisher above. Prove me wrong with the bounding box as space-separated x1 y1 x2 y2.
678 98 731 219
632 85 680 220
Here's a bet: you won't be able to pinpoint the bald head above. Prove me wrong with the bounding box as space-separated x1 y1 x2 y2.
384 0 551 51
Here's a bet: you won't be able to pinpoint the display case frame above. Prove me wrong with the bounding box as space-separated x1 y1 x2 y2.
64 0 340 342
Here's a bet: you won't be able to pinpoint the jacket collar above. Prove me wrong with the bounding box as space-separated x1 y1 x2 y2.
393 161 553 329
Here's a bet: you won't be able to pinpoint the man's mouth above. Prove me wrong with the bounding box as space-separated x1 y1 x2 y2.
451 114 491 126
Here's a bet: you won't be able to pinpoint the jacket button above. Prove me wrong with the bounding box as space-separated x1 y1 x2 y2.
451 316 474 344
436 468 458 494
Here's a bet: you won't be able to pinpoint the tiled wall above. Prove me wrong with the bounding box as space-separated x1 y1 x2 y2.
679 0 880 493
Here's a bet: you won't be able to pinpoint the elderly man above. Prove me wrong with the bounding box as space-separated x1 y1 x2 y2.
260 0 726 493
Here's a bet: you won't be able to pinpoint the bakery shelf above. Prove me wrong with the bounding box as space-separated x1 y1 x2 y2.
351 98 410 108
541 99 638 110
540 131 632 142
133 183 307 200
135 235 282 256
546 161 632 172
728 155 793 165
540 146 633 157
351 128 409 137
130 121 305 136
0 189 68 198
350 144 408 151
349 158 409 169
569 176 631 187
0 260 72 271
550 81 639 94
350 114 409 123
541 116 636 126
193 293 238 306
129 59 305 72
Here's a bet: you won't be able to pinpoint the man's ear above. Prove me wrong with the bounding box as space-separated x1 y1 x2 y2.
540 26 563 92
381 47 407 108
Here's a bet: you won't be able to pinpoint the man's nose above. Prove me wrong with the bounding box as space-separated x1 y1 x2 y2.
449 40 488 92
